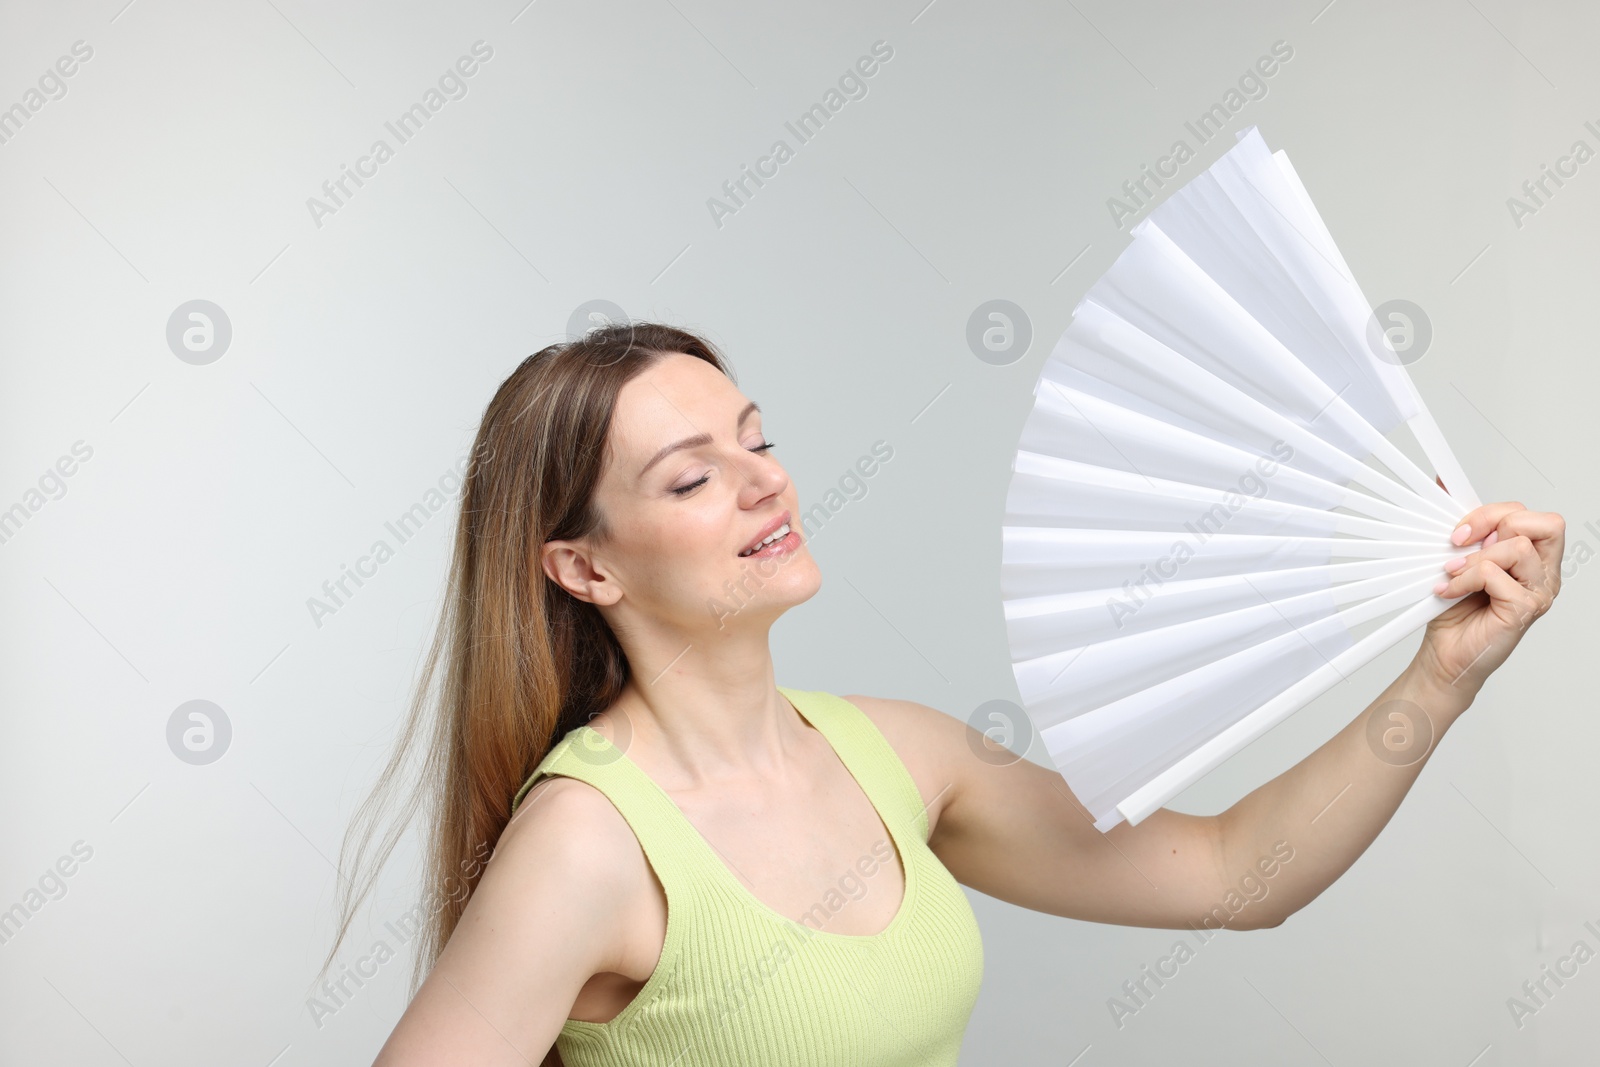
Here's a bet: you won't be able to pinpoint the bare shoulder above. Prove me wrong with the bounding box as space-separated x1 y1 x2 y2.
483 773 658 971
837 692 978 838
497 773 641 870
494 772 654 906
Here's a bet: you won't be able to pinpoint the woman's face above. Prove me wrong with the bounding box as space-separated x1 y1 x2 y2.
543 352 821 633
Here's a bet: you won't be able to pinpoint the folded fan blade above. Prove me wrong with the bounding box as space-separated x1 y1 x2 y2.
1048 299 1462 525
1005 555 1455 655
1138 127 1421 437
1022 380 1448 528
1007 451 1451 541
1044 574 1439 829
1000 526 1454 598
1012 564 1445 723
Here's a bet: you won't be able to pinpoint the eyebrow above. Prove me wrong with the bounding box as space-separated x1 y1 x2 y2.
638 400 762 482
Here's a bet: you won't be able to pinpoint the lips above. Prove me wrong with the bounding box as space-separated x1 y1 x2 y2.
739 510 791 556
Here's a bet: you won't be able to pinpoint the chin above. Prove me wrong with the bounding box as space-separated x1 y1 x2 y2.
712 550 822 624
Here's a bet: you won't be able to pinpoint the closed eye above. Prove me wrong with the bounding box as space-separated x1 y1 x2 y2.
669 441 776 496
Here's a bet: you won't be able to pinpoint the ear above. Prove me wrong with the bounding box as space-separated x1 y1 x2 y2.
541 538 619 606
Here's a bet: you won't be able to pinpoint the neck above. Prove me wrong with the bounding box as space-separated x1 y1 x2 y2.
603 625 810 788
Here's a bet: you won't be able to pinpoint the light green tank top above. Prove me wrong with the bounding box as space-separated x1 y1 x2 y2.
510 686 985 1066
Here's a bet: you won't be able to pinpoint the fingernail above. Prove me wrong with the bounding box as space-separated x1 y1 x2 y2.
1445 555 1466 572
1451 523 1472 545
1433 579 1450 595
1484 530 1498 547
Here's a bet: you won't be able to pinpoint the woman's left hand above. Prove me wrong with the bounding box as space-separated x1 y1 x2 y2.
1417 500 1565 698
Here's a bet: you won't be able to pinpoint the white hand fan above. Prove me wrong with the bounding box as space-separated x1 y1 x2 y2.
1004 125 1480 832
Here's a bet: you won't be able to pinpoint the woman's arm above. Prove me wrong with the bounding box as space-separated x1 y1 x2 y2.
857 502 1564 931
1215 501 1564 926
371 777 647 1066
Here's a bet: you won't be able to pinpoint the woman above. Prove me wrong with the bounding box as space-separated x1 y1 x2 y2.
329 322 1564 1065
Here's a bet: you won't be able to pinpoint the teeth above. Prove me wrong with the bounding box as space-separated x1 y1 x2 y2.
741 522 790 556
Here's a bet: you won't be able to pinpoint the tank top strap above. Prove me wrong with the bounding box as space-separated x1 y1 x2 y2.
778 686 933 845
510 726 712 891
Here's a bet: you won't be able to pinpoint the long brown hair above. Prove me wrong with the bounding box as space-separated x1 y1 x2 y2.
320 321 734 998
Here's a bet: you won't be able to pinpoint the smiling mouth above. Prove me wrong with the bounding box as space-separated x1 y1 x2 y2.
739 521 793 557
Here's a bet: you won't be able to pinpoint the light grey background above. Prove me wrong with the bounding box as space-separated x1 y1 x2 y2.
2 0 1595 1063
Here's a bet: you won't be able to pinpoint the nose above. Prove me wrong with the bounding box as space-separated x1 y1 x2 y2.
738 448 788 503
